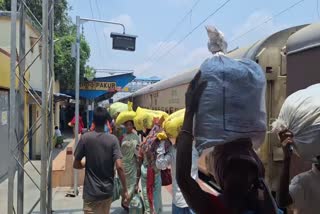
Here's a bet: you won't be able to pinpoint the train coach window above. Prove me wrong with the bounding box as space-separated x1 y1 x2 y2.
266 66 273 74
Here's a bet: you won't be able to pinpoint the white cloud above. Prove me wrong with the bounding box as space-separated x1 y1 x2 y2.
182 47 210 66
230 11 288 48
144 40 186 61
134 62 153 76
134 41 210 79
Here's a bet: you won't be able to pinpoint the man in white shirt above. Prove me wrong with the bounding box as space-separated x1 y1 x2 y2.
54 126 63 148
156 141 197 214
278 131 320 214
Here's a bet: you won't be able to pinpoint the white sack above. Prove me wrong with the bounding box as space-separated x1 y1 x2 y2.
194 26 267 153
272 84 320 160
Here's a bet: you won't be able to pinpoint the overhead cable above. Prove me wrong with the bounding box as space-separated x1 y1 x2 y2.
151 0 232 64
145 0 201 62
230 0 306 43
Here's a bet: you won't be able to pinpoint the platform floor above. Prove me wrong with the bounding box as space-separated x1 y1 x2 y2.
0 160 173 214
0 134 215 213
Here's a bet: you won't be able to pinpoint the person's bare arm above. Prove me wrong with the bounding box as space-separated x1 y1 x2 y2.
135 156 142 193
73 136 85 169
73 159 85 169
115 159 128 193
278 141 293 208
176 71 219 214
176 112 217 214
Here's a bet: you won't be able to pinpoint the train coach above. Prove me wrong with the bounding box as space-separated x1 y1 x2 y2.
119 22 320 196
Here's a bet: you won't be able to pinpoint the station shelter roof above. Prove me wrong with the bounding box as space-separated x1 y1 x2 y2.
61 72 135 101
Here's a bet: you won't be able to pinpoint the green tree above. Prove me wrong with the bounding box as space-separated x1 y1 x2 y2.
54 32 92 89
0 0 71 36
0 0 5 10
0 0 95 89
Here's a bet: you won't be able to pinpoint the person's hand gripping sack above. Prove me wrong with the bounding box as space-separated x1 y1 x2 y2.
279 130 294 160
185 71 207 115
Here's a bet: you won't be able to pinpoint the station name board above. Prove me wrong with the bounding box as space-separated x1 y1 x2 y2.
80 81 117 91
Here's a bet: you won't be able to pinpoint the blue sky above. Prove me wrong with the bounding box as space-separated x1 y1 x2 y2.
68 0 317 79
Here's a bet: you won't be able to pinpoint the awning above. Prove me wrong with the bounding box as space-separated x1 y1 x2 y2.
61 72 135 101
27 89 71 104
53 92 71 102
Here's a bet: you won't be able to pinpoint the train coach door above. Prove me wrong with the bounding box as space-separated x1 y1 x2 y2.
256 47 286 194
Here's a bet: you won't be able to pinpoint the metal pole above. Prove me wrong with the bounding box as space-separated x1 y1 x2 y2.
86 99 90 129
79 17 126 34
73 15 81 195
8 0 17 213
41 0 49 212
47 0 54 212
17 2 26 213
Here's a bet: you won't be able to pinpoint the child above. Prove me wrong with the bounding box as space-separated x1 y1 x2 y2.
54 126 64 148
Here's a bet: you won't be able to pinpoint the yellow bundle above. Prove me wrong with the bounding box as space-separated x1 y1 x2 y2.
133 107 168 131
133 112 153 131
163 109 185 138
109 102 128 118
128 101 133 111
157 131 168 140
136 107 169 120
116 110 137 126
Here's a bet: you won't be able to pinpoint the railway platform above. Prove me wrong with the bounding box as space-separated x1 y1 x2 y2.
0 166 172 213
0 135 217 213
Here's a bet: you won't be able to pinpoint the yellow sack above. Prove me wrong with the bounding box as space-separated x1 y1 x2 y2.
157 131 168 140
136 107 169 120
109 102 128 118
133 112 154 131
163 109 185 138
116 110 137 126
134 107 165 131
128 101 133 111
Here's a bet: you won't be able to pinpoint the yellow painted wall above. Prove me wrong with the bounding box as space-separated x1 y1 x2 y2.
0 15 42 89
0 13 45 158
0 49 30 159
0 50 19 89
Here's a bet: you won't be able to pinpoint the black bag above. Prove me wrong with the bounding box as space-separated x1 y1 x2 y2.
161 168 172 186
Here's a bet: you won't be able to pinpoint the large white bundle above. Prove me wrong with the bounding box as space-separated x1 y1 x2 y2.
272 84 320 160
194 26 267 153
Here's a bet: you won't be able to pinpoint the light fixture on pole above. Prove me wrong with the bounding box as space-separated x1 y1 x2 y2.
73 15 137 196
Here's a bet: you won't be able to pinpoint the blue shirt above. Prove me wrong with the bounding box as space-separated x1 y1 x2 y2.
104 124 109 133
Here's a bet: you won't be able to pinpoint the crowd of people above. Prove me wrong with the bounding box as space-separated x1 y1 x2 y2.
72 72 319 214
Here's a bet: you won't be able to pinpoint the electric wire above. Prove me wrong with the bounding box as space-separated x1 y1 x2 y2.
150 0 232 65
145 0 201 62
89 0 104 59
230 0 306 43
